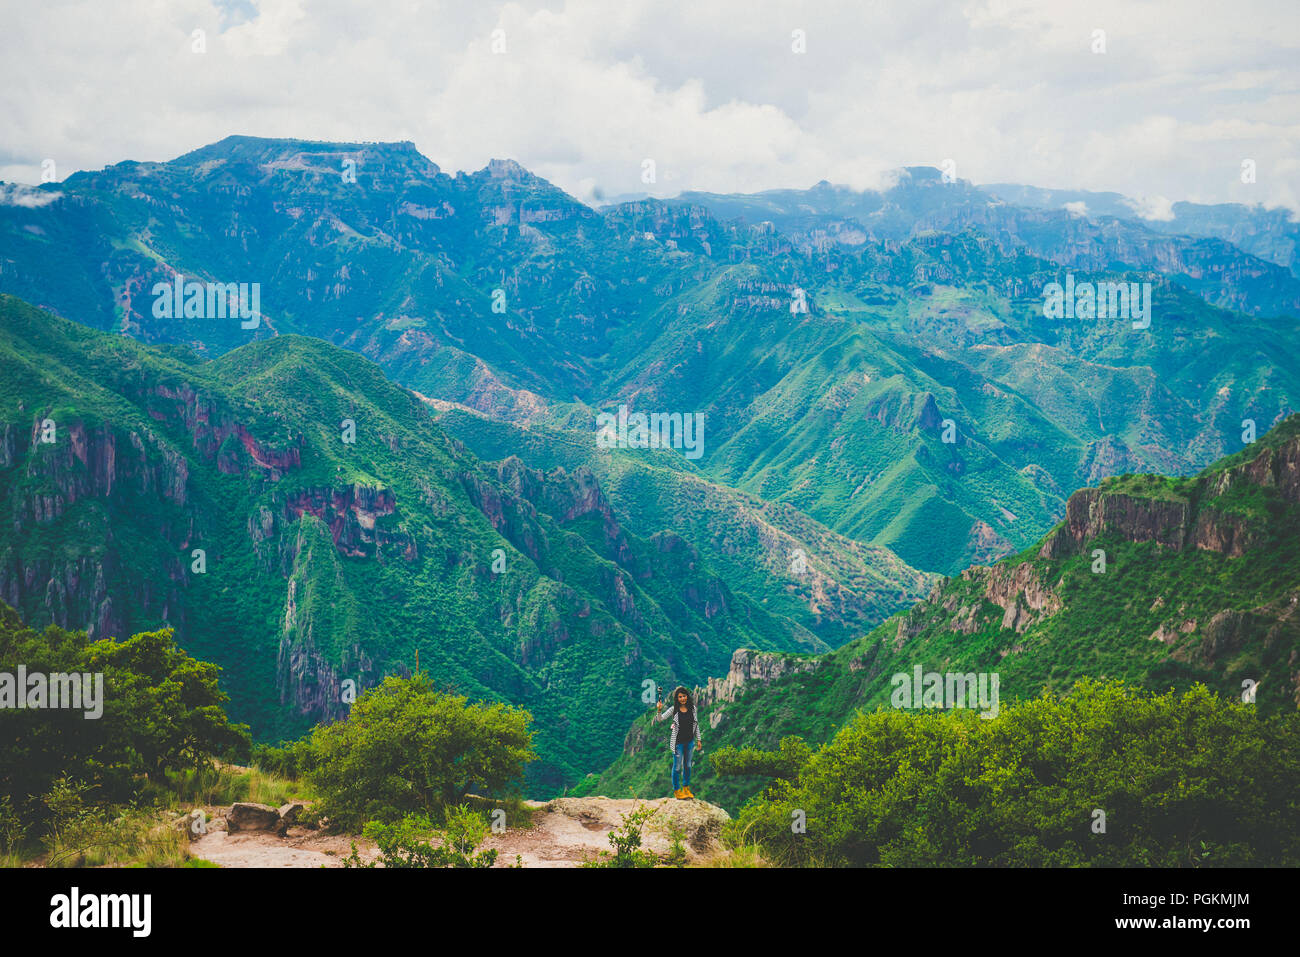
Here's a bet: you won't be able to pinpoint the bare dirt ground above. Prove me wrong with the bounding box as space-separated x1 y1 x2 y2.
187 796 729 868
192 825 378 868
189 806 379 868
483 796 731 868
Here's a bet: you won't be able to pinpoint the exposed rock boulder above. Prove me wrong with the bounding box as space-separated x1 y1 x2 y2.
275 801 308 836
227 802 282 833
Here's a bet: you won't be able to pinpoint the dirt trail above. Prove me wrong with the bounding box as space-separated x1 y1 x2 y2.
188 803 378 868
192 825 377 868
188 796 730 868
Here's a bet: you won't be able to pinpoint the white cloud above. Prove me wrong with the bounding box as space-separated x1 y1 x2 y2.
0 0 1296 213
0 184 62 208
1122 195 1176 222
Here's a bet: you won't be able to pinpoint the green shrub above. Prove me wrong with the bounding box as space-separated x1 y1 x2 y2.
583 805 660 868
307 673 536 829
729 678 1300 866
344 805 499 868
662 819 688 868
712 735 812 783
251 738 315 779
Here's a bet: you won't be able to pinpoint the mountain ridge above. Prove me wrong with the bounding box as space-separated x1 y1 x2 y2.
2 135 1295 573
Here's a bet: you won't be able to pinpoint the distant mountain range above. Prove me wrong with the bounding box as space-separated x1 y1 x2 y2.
0 136 1295 789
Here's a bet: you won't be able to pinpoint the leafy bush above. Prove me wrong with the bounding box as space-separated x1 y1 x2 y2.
250 738 315 779
344 806 499 868
729 678 1300 866
307 673 536 829
712 735 812 783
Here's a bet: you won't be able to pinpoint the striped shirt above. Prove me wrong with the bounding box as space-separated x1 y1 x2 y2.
657 703 703 754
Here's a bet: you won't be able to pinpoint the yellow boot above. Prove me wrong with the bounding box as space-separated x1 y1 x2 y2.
673 788 687 800
682 786 695 798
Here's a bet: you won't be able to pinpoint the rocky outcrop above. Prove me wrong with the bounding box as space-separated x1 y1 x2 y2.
1207 433 1300 505
1042 490 1191 556
146 383 301 480
1043 428 1300 562
17 419 190 528
278 483 413 559
697 648 818 709
959 562 1063 634
863 389 942 434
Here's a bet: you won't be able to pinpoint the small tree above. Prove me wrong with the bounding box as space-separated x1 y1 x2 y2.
0 604 250 831
308 673 536 829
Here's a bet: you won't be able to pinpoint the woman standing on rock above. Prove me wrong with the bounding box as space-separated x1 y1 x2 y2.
656 686 703 800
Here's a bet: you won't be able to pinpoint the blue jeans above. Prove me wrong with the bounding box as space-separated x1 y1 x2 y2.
672 740 695 790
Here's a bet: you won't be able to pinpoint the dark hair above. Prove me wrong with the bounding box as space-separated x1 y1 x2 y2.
671 686 693 709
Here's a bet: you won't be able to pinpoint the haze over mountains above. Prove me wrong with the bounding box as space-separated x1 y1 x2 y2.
0 135 1296 787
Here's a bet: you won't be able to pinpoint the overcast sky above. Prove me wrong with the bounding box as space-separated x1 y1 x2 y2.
2 0 1298 213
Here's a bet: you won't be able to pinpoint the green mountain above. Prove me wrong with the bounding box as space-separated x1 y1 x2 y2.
577 414 1300 812
3 137 1296 576
0 294 933 789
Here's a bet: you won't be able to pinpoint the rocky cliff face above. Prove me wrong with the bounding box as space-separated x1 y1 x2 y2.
1 416 192 641
145 382 301 480
276 574 377 724
279 484 414 560
696 648 819 709
0 380 406 728
1042 430 1300 561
